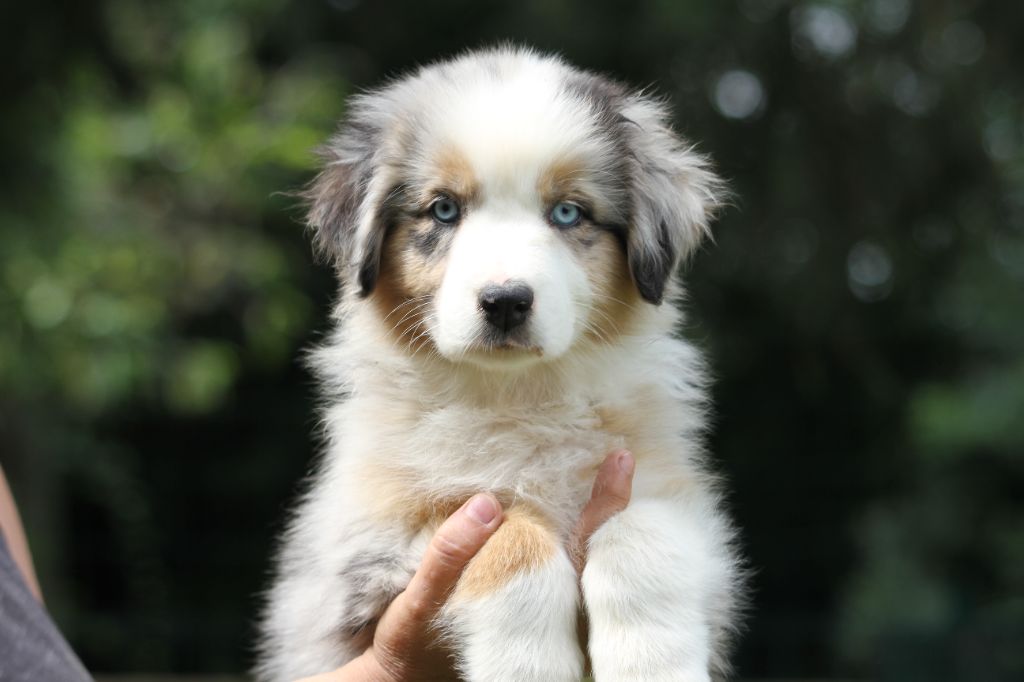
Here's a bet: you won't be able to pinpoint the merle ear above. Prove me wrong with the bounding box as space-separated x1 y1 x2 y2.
620 96 725 304
304 112 393 297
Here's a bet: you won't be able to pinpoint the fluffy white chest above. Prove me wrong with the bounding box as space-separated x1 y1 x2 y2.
339 395 626 534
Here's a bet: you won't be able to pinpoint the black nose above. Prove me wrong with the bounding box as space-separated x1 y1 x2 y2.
479 282 534 333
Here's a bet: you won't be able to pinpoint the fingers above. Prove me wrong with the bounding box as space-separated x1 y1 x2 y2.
369 494 503 680
304 497 503 682
579 450 635 541
570 450 635 574
390 494 503 626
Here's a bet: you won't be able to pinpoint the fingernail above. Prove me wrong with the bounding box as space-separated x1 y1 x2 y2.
465 494 498 524
617 451 635 476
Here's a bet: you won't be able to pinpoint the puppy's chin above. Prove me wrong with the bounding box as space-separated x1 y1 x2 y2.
431 328 567 371
433 338 546 371
460 343 548 371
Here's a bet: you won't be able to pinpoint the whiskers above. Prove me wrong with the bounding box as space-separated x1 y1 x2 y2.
581 290 639 347
382 295 432 336
382 294 432 327
377 294 445 360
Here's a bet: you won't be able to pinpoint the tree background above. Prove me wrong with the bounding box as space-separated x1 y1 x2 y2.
1 1 1022 680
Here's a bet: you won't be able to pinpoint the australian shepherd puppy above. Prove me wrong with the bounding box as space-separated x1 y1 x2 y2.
257 47 742 682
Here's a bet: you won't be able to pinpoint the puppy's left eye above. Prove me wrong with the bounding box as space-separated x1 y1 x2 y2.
430 198 461 224
550 202 582 228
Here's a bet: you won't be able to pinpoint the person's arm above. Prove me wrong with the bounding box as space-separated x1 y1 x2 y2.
0 465 44 601
300 450 635 682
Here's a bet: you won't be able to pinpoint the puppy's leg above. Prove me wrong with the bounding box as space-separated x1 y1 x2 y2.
442 507 582 682
583 496 739 682
257 524 422 682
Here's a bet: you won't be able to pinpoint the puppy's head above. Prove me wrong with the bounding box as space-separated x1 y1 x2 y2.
307 47 723 369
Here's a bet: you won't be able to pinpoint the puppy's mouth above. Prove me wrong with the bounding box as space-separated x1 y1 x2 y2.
486 340 545 357
477 326 543 356
454 329 546 367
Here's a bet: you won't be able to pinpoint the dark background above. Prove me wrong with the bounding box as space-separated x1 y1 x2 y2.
1 1 1022 680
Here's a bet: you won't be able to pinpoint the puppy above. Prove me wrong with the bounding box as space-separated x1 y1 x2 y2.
257 46 742 682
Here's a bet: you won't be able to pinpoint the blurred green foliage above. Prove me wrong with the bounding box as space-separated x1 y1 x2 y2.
1 0 1022 680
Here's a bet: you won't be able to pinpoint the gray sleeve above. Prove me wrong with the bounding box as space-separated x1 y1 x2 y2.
0 532 92 682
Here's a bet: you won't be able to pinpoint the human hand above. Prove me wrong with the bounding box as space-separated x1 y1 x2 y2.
297 450 635 682
570 449 635 575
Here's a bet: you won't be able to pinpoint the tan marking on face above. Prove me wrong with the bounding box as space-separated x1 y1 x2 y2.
423 145 480 206
579 229 643 344
371 145 479 352
455 506 555 598
371 218 449 353
538 158 591 207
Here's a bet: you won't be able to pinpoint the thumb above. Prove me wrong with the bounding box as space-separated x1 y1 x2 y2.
390 494 503 625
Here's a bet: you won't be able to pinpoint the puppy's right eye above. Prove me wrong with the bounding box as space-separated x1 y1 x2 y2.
550 201 582 228
430 198 461 224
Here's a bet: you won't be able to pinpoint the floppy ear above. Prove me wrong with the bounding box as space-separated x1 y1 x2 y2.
620 96 725 304
305 107 395 297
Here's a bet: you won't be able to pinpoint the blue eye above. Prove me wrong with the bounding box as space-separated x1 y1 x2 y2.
430 198 461 224
550 202 582 227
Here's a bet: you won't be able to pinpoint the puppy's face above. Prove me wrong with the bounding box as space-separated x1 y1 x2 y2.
307 49 722 370
378 111 635 368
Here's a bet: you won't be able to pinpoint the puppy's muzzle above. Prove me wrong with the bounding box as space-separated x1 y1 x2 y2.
478 282 534 334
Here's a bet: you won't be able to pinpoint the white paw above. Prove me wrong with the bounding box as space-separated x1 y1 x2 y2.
460 643 582 682
446 557 582 682
589 660 711 682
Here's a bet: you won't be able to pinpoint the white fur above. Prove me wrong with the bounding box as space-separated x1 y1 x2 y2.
584 498 739 682
257 47 741 682
443 548 583 682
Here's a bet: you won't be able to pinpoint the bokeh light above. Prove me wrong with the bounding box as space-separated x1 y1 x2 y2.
712 69 766 120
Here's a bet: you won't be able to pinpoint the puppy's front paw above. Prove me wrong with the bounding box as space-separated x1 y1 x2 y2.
442 508 582 682
584 561 715 682
459 614 582 682
447 567 583 682
582 500 733 682
588 658 711 682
